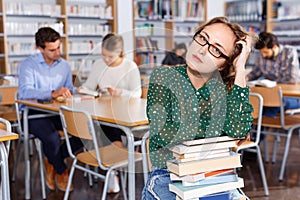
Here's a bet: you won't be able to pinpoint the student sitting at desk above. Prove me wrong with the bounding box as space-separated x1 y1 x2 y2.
247 32 300 117
161 43 187 66
18 27 83 192
80 32 142 193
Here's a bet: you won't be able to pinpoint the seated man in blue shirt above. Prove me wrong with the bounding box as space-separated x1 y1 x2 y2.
18 27 83 191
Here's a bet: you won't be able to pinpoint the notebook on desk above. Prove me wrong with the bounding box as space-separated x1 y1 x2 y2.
247 79 277 88
77 87 99 97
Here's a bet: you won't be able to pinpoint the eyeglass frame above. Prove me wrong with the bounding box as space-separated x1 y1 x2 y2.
193 33 229 60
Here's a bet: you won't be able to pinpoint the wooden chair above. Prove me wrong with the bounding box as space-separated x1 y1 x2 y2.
12 91 47 199
0 117 18 200
234 93 269 196
250 86 300 181
0 86 18 133
59 105 142 200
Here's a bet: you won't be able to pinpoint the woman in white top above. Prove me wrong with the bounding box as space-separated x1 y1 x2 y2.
82 33 141 98
81 33 142 193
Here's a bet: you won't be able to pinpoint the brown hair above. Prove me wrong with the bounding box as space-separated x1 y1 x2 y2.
35 27 60 49
101 33 124 57
194 16 249 90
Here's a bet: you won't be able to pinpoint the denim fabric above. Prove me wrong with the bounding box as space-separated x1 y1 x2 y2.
142 169 176 200
263 97 300 117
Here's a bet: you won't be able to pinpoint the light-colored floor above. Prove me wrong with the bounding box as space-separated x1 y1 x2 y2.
9 133 300 200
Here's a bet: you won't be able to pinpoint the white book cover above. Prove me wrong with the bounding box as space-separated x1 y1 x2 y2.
247 79 277 88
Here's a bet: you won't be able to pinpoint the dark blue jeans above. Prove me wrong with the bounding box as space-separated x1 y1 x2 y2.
25 110 83 174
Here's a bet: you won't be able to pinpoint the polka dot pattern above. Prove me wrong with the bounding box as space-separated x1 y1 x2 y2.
146 66 253 169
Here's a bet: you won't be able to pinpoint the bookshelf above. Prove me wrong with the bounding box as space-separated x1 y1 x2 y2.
0 0 116 76
133 0 207 98
266 0 300 55
224 0 266 35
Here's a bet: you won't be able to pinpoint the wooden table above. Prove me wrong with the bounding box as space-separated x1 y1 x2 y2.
17 96 148 200
277 83 300 97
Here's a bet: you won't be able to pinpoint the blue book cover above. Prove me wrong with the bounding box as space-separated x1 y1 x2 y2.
181 173 238 187
199 191 231 200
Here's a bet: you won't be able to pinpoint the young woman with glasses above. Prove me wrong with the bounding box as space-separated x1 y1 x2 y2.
142 16 253 199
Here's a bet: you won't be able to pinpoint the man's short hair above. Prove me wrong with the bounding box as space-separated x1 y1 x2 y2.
255 32 279 50
35 27 60 49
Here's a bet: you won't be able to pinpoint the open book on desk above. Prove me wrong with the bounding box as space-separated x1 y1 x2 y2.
247 79 277 88
77 87 99 97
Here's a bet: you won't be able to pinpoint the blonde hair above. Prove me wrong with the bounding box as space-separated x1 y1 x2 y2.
101 33 124 57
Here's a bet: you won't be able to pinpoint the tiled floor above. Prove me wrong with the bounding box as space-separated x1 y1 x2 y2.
8 133 300 200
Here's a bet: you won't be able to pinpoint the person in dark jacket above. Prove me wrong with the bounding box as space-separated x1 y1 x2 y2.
162 43 187 66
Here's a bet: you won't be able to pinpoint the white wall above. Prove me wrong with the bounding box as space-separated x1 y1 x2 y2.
206 0 225 20
116 0 134 60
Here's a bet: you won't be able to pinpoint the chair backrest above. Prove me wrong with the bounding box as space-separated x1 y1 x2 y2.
250 86 286 127
249 93 263 144
0 117 12 151
0 87 18 106
250 86 282 107
59 106 102 166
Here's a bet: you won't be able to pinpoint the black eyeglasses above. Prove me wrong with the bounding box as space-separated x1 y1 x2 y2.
193 33 229 60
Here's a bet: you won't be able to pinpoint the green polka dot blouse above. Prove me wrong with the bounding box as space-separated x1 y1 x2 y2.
146 65 253 169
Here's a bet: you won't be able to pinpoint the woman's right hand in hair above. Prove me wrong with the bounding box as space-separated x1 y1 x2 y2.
233 35 252 72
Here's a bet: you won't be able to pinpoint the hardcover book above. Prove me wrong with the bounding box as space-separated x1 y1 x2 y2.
169 177 244 200
170 168 234 183
167 152 241 176
169 140 237 155
179 172 238 187
173 148 231 162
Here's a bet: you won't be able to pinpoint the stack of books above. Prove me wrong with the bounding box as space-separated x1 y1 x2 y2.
167 136 248 200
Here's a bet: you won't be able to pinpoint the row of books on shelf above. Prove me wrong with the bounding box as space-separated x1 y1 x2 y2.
167 136 248 200
225 0 265 22
134 0 172 20
136 37 159 52
67 4 112 18
172 0 205 21
134 0 205 21
68 23 111 36
5 22 64 36
6 41 101 55
135 54 157 69
6 2 61 16
272 2 300 20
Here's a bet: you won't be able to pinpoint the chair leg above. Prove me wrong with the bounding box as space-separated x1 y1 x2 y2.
120 170 128 200
11 138 22 182
101 169 112 200
63 159 77 200
279 129 294 181
35 139 46 199
263 136 270 163
272 136 279 163
256 146 269 196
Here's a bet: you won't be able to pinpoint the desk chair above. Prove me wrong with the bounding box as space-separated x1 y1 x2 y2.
250 86 300 181
12 91 47 199
0 117 18 200
234 93 269 196
0 87 19 137
59 106 142 200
